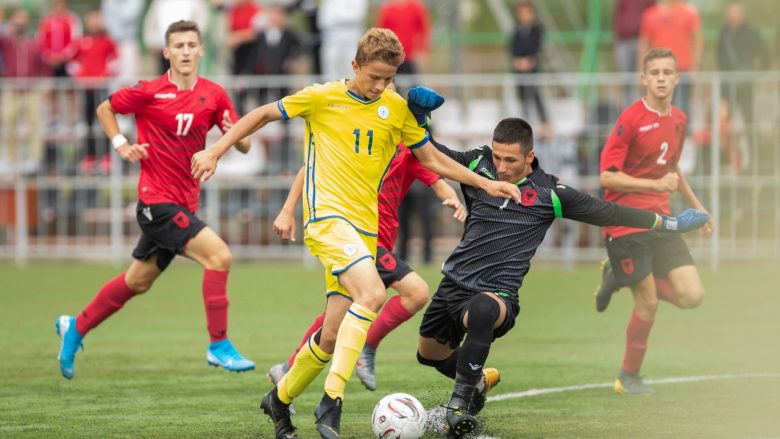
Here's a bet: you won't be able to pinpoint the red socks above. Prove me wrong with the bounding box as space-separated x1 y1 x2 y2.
76 273 135 336
622 311 654 373
288 312 326 367
203 269 230 343
366 295 414 348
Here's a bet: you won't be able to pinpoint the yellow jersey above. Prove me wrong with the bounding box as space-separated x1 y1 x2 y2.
278 79 429 236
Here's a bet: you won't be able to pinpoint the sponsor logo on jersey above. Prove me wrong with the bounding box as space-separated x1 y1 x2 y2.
639 122 660 133
344 243 357 256
154 93 177 100
617 124 623 137
479 167 495 179
377 105 389 120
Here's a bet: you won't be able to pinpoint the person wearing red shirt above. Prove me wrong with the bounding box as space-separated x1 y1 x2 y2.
638 0 702 118
69 10 118 174
265 141 466 400
36 0 81 124
595 48 713 394
54 21 254 380
227 0 262 114
376 0 430 75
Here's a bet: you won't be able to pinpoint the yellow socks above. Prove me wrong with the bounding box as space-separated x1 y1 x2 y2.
277 334 332 404
324 303 376 399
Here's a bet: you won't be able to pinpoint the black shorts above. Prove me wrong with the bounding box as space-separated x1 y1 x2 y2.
375 246 414 288
131 202 207 271
606 231 695 287
419 277 520 349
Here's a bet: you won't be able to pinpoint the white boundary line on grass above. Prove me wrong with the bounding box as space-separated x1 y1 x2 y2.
486 372 780 403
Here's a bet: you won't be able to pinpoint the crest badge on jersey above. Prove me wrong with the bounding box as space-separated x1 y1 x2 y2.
344 243 357 256
521 188 538 206
377 105 389 120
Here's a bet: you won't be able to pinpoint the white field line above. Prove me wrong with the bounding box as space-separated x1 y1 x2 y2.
486 372 780 403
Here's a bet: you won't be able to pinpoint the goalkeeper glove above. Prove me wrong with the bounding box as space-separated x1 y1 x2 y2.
659 208 710 233
407 86 445 127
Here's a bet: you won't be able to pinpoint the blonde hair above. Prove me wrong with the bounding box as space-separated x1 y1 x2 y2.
643 48 677 71
355 28 405 67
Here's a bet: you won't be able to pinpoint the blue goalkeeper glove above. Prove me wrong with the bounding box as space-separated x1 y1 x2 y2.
659 208 710 233
407 86 445 127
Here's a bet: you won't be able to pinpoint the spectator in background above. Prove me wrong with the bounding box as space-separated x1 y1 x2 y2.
1 7 47 174
317 0 367 80
638 0 702 118
253 4 301 172
227 0 262 114
509 0 550 137
612 0 655 105
143 0 209 74
376 0 430 76
287 0 320 75
717 2 768 128
37 0 81 125
254 5 301 104
101 0 144 85
70 10 118 175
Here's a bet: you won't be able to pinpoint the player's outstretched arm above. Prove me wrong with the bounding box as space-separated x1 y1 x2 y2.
671 163 714 236
430 179 467 223
411 142 521 203
273 167 305 241
192 102 283 181
96 100 149 163
553 184 709 233
600 169 679 193
220 110 251 154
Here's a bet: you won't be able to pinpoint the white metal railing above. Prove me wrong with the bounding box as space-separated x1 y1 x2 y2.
1 72 779 266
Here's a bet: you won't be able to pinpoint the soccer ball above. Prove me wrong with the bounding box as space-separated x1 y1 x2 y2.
371 392 427 439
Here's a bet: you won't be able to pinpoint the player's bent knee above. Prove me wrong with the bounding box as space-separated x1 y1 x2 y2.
466 294 501 330
678 287 705 309
206 249 232 271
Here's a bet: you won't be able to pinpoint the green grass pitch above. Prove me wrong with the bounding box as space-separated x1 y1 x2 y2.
1 261 778 438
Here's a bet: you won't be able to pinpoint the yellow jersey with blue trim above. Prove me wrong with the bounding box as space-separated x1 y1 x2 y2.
278 79 430 236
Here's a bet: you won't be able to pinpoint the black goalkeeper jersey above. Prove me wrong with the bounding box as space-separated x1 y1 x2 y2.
434 141 658 303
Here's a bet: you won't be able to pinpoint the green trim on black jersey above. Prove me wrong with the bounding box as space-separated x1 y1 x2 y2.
514 177 527 186
551 189 563 218
468 155 483 171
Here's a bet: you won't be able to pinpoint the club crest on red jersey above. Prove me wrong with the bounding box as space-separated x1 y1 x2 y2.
521 188 538 206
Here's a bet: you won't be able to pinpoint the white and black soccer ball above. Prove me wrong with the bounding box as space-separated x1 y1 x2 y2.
371 392 427 439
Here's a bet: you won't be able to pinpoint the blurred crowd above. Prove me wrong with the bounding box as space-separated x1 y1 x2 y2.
0 0 778 259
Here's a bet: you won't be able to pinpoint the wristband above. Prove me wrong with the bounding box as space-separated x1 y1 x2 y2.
111 134 128 150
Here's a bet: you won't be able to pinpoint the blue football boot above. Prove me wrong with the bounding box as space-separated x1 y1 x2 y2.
206 338 255 372
55 315 84 380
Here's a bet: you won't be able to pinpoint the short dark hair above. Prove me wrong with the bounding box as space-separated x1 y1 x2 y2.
643 48 677 71
492 118 533 154
165 20 201 45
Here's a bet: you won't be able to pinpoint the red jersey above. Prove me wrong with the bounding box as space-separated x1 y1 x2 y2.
36 11 82 63
377 145 440 250
639 3 701 71
70 34 117 82
376 0 430 61
110 72 239 212
601 99 687 238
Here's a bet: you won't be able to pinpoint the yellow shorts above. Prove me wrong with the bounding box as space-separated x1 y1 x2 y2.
304 217 377 299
